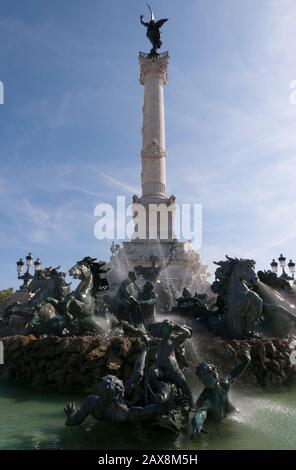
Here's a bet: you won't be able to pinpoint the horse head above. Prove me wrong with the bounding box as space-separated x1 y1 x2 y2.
231 258 258 289
68 257 96 281
213 256 258 292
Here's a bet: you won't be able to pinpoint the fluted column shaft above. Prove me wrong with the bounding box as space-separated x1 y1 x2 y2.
139 53 169 198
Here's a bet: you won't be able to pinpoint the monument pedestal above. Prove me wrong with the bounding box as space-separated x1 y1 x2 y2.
107 239 210 295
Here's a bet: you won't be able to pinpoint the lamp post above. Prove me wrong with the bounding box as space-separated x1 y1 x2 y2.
16 253 41 289
34 258 42 272
270 254 295 281
270 259 278 274
288 259 295 280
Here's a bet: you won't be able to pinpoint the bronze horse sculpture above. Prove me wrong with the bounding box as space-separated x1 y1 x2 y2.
46 257 109 335
212 256 263 338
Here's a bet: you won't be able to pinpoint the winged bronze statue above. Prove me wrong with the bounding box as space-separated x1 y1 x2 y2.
140 4 168 56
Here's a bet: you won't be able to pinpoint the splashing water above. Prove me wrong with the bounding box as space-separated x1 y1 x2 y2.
258 281 296 313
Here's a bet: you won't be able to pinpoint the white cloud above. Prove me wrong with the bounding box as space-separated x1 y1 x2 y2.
99 170 140 195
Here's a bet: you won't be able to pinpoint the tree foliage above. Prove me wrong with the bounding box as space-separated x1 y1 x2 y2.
0 288 14 309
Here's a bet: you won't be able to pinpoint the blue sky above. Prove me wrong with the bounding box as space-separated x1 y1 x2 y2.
0 0 296 289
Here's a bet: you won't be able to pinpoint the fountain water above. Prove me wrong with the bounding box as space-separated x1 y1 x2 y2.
258 281 296 337
259 281 296 312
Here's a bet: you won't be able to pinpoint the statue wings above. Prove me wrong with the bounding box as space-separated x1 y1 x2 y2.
156 19 168 29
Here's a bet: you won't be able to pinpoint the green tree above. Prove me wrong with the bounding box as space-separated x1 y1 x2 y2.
0 288 14 312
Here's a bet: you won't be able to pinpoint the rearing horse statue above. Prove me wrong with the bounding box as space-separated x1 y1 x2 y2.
47 257 108 334
212 256 263 338
4 266 70 319
66 257 96 323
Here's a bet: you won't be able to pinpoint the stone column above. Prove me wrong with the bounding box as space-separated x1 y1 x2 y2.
139 52 169 200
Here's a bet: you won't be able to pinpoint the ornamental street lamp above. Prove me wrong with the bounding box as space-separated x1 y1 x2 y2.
16 253 41 289
34 258 42 272
26 252 33 269
270 254 295 281
278 254 286 270
270 259 278 274
288 259 295 280
16 258 25 274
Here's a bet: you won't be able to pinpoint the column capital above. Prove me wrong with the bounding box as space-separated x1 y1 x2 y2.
139 52 169 86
